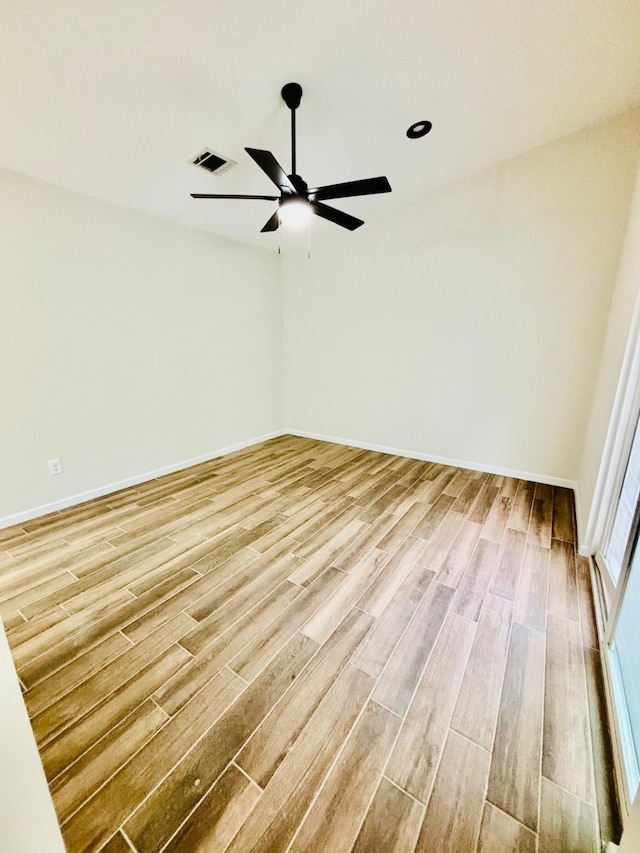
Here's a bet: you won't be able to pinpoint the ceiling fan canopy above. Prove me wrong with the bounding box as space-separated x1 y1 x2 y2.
191 83 392 233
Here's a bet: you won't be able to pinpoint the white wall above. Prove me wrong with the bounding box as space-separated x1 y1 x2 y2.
0 620 66 852
576 163 640 547
0 168 282 523
282 110 640 487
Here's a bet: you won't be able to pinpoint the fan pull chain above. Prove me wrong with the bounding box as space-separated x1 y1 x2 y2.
307 220 311 260
278 227 281 255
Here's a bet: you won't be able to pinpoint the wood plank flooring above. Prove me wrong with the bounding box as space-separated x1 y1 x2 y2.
0 435 619 852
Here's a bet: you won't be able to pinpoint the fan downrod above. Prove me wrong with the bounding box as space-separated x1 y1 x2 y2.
281 83 302 111
190 82 391 234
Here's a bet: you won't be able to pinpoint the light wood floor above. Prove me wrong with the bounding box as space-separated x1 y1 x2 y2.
0 436 620 852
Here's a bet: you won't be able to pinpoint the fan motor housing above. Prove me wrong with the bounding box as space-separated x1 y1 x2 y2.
281 83 303 110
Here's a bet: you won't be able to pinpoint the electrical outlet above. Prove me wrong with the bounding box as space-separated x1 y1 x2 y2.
307 407 313 418
48 458 62 476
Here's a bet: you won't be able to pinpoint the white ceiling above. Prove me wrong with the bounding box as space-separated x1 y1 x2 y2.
1 0 639 250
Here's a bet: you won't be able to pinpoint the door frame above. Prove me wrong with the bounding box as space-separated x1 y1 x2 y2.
584 289 640 817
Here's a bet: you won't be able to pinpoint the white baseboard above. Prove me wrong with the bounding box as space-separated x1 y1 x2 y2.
0 430 286 531
287 428 578 490
1 427 580 533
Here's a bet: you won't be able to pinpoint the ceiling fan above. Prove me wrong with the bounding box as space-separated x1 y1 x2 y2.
191 83 392 233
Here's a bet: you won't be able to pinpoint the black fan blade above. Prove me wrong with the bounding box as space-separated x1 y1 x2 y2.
191 193 278 200
245 148 296 194
260 211 280 233
308 176 391 202
310 202 364 231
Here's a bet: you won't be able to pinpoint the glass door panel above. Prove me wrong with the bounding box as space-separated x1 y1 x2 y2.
609 541 640 802
603 410 640 587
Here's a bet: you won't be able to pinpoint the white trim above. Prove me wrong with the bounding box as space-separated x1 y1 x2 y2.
583 287 640 555
595 549 615 619
608 646 640 806
591 557 634 822
287 428 577 490
574 489 584 553
0 430 285 530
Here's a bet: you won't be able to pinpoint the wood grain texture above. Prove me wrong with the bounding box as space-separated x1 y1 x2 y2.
1 610 25 631
33 612 193 746
539 777 598 853
288 700 401 853
122 633 318 853
452 593 513 750
97 831 133 853
415 730 490 852
548 538 579 622
157 580 303 714
162 763 261 853
416 509 466 571
301 548 390 644
50 698 167 822
332 512 397 572
289 518 368 585
352 561 436 679
487 621 545 831
452 537 500 621
230 567 346 681
514 542 548 632
482 477 519 543
476 803 537 853
412 493 457 540
469 483 500 525
453 476 487 516
225 664 375 853
23 631 133 718
385 613 476 803
0 436 606 853
180 552 302 654
552 487 576 543
508 480 536 532
543 613 594 804
61 666 245 852
377 502 429 554
528 483 553 548
237 608 373 787
443 468 472 498
42 641 192 781
351 776 425 853
490 528 526 601
435 519 482 587
371 581 454 716
356 535 424 617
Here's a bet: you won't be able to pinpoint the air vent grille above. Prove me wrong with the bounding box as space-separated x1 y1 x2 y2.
191 149 236 175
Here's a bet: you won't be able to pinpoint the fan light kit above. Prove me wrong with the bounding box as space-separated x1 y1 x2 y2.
278 197 313 228
191 82 392 234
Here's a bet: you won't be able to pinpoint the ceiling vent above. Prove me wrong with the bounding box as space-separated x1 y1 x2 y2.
190 149 236 176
